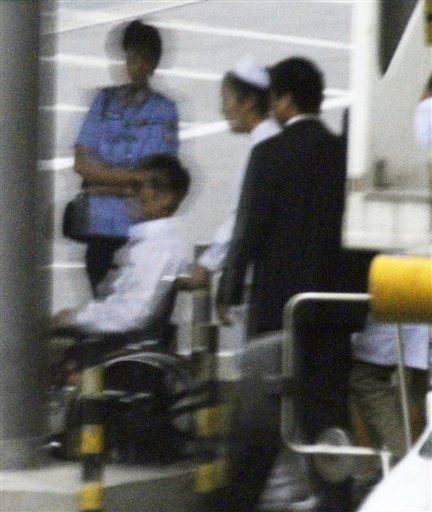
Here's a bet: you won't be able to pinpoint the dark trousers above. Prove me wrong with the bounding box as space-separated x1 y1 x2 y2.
85 238 126 297
224 322 353 512
298 322 353 511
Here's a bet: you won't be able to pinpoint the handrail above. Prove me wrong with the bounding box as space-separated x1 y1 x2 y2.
280 292 402 478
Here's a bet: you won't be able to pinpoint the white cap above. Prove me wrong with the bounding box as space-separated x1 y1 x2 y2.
230 55 270 89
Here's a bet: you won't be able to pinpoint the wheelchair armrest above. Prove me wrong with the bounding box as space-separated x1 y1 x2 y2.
65 324 177 367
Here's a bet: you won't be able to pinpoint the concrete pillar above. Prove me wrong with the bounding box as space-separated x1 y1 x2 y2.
0 0 51 469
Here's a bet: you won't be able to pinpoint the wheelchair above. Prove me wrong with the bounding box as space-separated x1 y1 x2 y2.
47 322 206 465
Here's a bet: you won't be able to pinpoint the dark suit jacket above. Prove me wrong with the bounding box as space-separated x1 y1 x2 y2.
217 118 347 335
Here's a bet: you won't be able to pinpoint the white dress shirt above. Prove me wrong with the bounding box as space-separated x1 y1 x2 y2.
285 113 320 127
74 216 188 333
198 118 281 271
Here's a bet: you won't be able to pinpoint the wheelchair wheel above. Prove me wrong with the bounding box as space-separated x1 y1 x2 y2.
48 347 204 464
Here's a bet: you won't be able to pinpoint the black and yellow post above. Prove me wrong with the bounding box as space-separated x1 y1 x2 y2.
191 284 231 511
425 0 432 45
78 345 106 512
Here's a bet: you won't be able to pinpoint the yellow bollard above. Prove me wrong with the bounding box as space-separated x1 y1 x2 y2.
79 364 105 512
191 321 231 511
369 255 432 323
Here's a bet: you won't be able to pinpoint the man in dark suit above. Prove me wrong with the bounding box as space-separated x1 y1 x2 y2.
217 57 352 511
217 56 346 335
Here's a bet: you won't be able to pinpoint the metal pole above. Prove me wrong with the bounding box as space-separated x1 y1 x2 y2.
394 324 413 451
429 325 432 402
0 0 51 469
188 250 230 511
281 292 370 445
192 323 230 509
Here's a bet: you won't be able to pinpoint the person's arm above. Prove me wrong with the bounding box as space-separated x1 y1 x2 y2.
178 218 233 298
74 144 139 196
183 185 240 291
74 88 139 195
71 242 187 333
216 143 275 321
196 216 235 273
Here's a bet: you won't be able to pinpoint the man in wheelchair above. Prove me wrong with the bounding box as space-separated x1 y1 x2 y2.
49 154 195 462
51 153 190 346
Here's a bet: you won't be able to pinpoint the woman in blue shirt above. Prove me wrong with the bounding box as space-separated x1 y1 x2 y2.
74 20 179 295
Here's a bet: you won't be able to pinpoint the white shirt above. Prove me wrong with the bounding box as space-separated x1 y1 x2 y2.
351 320 430 370
198 118 281 271
74 216 188 333
414 96 432 148
352 244 432 370
285 113 320 127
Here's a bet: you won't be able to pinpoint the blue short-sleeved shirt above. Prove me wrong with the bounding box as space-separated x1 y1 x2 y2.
75 85 179 237
76 85 179 166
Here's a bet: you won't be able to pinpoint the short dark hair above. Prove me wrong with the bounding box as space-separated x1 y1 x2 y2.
222 73 270 117
137 154 190 204
269 57 324 114
122 20 162 70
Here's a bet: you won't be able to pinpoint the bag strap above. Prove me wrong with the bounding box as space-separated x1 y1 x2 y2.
100 87 116 118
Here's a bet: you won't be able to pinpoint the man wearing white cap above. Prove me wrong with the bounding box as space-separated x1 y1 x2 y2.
217 57 349 512
179 55 280 289
179 56 317 512
182 56 320 512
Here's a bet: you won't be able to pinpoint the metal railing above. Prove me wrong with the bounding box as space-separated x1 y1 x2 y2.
280 292 414 479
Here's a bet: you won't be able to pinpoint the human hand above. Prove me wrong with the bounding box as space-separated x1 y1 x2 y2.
50 308 79 332
216 303 233 326
176 265 211 290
